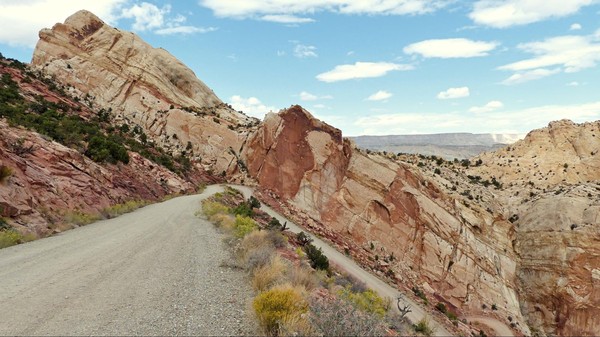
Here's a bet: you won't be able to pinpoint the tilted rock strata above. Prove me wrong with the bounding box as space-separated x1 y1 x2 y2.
243 106 525 331
31 10 254 174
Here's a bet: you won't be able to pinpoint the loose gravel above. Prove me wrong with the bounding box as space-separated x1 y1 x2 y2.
0 185 257 336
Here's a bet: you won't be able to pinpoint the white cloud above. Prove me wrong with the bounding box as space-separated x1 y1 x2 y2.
316 62 413 82
294 44 318 58
469 0 595 28
500 68 561 85
199 0 450 19
0 0 127 47
469 100 504 113
354 101 600 135
300 91 318 101
155 26 217 35
570 23 582 30
120 2 216 35
299 91 333 101
261 14 315 23
567 81 580 86
498 34 600 83
367 90 393 101
230 95 276 119
404 38 498 58
121 2 168 31
437 86 470 99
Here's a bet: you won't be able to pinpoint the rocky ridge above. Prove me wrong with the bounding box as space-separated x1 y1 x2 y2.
243 105 527 335
31 10 255 175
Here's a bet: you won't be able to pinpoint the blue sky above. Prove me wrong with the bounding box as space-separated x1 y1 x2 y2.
1 1 600 136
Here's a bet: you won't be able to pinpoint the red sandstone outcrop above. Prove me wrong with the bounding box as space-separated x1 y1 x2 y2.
0 119 197 235
243 105 526 334
31 10 254 174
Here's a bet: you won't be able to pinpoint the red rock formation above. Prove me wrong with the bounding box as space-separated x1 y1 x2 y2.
243 106 525 334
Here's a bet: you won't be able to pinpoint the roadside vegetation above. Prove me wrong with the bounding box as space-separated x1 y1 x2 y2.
200 187 416 336
0 56 191 174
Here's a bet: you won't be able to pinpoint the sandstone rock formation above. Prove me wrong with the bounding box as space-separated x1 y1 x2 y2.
243 105 527 334
31 10 254 174
466 120 600 336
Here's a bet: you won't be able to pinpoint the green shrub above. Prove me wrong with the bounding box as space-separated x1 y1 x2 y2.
0 217 10 231
201 200 230 218
414 317 435 336
101 200 148 218
63 210 101 226
0 165 13 183
234 215 257 238
338 288 390 317
253 284 308 336
0 229 22 249
304 243 329 271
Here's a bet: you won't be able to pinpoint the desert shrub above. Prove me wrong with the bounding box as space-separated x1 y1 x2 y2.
252 256 287 291
0 229 22 249
246 244 276 272
266 230 287 248
202 200 230 219
304 243 329 271
334 273 368 293
338 288 390 317
0 217 10 231
296 231 312 246
241 231 273 253
233 215 257 238
0 165 13 183
414 317 435 336
101 200 148 218
309 296 387 336
248 196 261 209
253 284 308 336
231 202 253 217
287 266 318 291
412 286 428 304
63 210 101 226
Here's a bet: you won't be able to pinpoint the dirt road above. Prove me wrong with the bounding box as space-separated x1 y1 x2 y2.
0 185 254 336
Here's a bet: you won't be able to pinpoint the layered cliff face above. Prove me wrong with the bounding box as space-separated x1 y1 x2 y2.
243 106 525 331
466 120 600 336
31 10 254 174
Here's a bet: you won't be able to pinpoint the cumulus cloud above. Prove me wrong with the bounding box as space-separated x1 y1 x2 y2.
0 0 127 47
354 101 600 135
294 44 318 58
316 62 413 82
120 2 215 35
404 38 498 58
230 95 276 119
498 34 600 83
367 90 393 101
437 86 470 99
469 0 595 28
121 2 168 31
199 0 450 19
469 100 504 113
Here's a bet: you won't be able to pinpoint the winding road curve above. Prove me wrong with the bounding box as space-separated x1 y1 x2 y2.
0 184 513 336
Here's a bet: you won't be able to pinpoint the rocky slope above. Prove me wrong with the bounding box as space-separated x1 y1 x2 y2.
466 120 600 336
0 55 224 237
31 10 255 175
242 106 527 335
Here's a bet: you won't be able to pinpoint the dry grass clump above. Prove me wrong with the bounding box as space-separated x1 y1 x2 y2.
287 265 319 291
252 255 287 291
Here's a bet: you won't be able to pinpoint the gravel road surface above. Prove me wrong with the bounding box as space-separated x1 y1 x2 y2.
0 185 255 336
